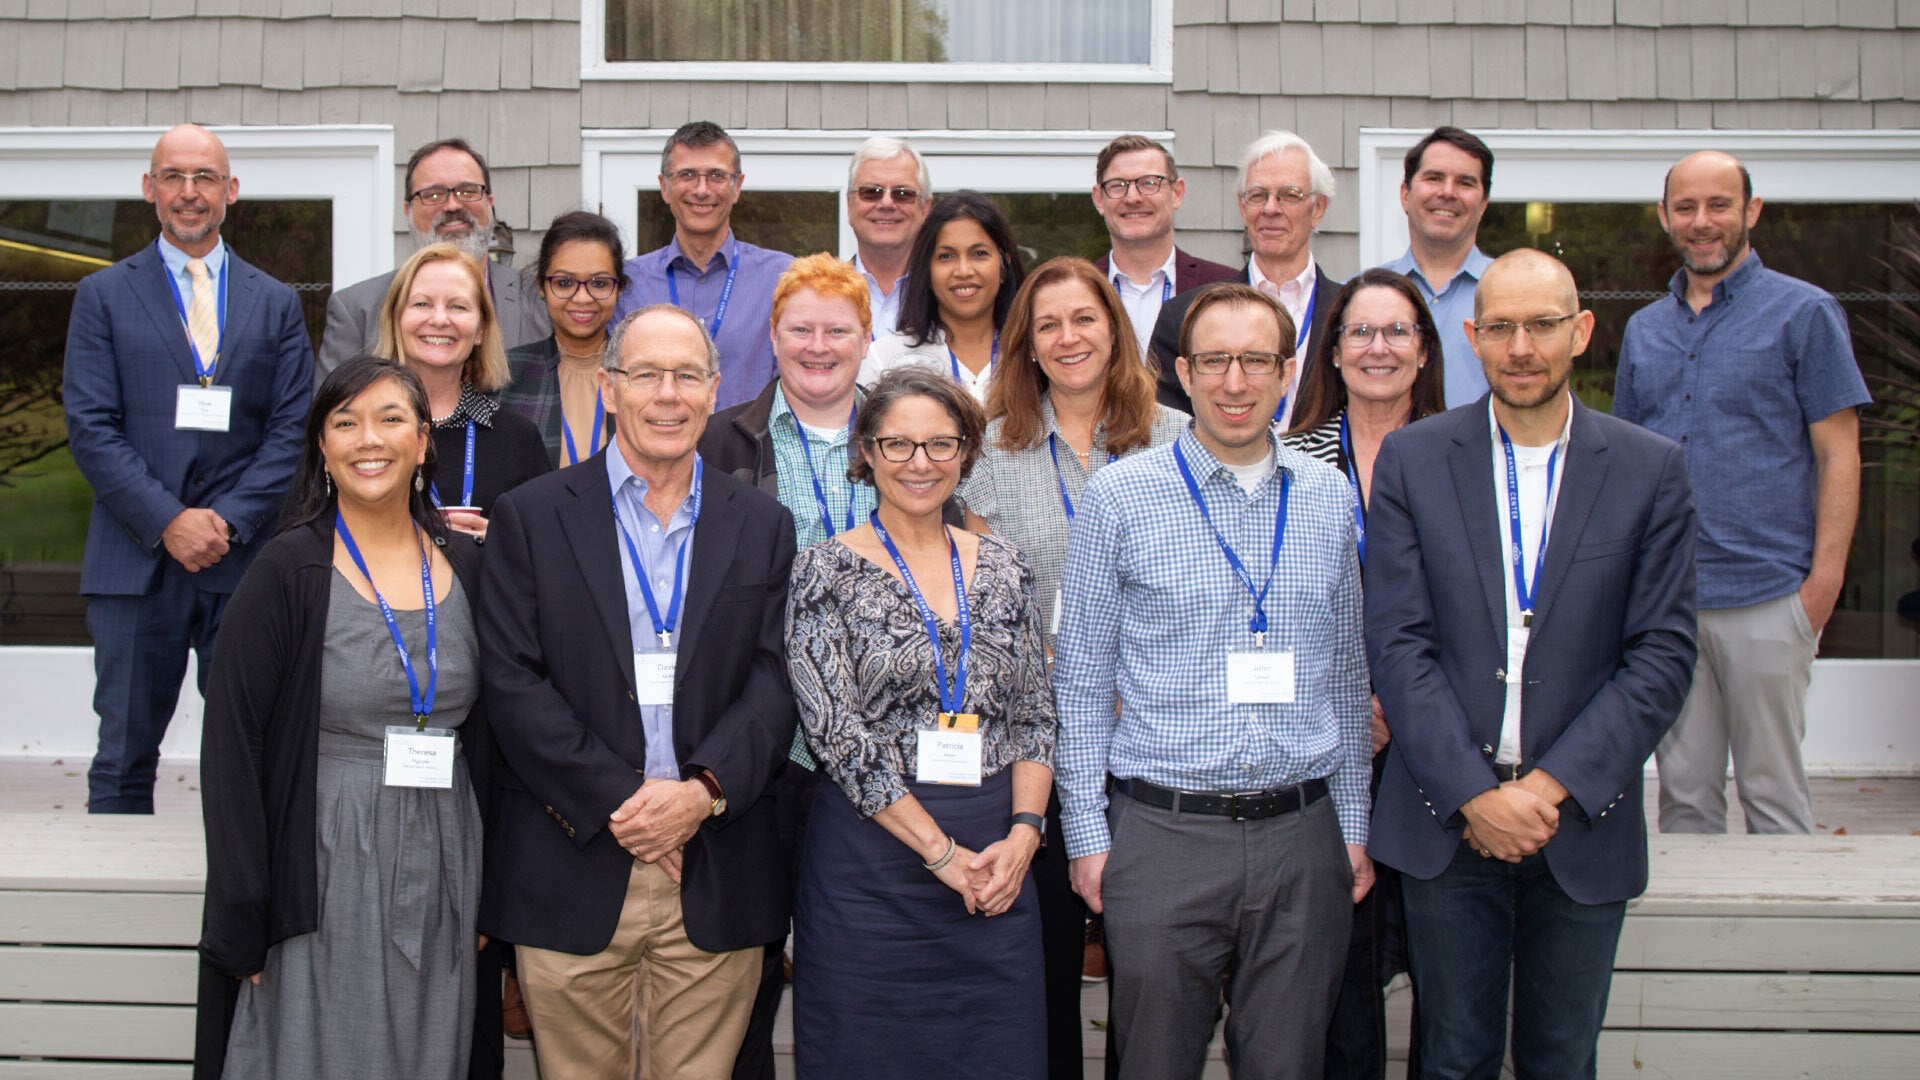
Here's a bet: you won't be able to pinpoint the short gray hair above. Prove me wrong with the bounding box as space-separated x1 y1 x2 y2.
605 304 721 372
1238 130 1337 200
846 137 931 199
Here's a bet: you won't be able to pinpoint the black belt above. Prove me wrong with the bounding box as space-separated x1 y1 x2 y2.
1491 762 1526 782
1110 776 1328 821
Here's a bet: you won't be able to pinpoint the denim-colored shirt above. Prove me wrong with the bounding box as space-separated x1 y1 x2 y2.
1614 252 1870 610
616 233 795 412
1384 245 1493 409
1052 430 1372 857
606 447 702 780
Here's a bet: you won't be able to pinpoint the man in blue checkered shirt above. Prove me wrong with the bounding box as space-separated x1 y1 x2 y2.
1053 282 1374 1079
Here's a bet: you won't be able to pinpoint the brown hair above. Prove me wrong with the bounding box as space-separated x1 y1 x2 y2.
847 366 986 487
986 257 1159 456
374 243 510 393
1177 282 1296 361
1286 268 1447 436
1095 135 1176 183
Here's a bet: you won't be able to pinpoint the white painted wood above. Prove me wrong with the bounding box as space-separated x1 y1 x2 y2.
0 893 200 947
0 814 204 893
0 946 197 1004
1605 972 1920 1031
1617 915 1920 973
1598 1031 1920 1079
1639 835 1920 917
0 1002 193 1059
0 1065 190 1079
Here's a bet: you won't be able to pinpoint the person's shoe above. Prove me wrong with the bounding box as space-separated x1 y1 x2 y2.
503 970 533 1040
1082 920 1108 982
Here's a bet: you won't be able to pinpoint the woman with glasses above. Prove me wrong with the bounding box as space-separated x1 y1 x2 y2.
860 191 1026 406
1282 266 1445 1080
786 366 1054 1079
374 244 549 542
503 211 631 469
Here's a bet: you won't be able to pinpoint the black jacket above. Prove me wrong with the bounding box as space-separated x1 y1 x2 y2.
1149 263 1344 415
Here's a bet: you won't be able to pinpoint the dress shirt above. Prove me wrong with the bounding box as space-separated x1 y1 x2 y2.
1249 255 1319 431
1489 396 1571 766
606 447 701 781
1052 429 1371 858
768 384 876 554
852 252 909 338
860 328 992 405
1384 246 1493 410
156 236 228 364
615 232 795 412
1110 246 1180 361
1614 252 1870 610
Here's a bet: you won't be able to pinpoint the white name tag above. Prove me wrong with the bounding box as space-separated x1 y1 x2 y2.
383 726 456 789
634 651 676 706
916 726 983 786
1504 624 1530 684
1050 585 1063 638
175 384 232 432
1227 650 1296 704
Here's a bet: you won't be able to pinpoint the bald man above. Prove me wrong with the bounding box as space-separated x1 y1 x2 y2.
1615 151 1870 837
1365 251 1698 1078
63 124 313 812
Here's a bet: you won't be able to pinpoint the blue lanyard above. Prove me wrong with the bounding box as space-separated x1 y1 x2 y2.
1498 424 1560 625
335 511 437 728
871 511 971 716
1338 412 1366 566
611 458 703 650
1046 432 1115 523
665 239 741 339
1172 440 1290 646
793 401 858 538
429 420 476 508
158 241 229 386
948 337 998 386
562 396 606 468
1273 283 1316 423
1111 272 1174 306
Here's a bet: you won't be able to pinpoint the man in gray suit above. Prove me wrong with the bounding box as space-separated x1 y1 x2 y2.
317 137 550 381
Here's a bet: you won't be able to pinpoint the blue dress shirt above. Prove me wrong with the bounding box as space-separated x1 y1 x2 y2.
615 232 795 412
1385 245 1493 409
606 446 701 780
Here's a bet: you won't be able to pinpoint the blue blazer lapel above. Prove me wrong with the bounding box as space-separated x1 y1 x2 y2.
560 458 638 695
1528 400 1609 639
214 252 266 386
1447 402 1509 639
674 466 740 689
129 245 199 384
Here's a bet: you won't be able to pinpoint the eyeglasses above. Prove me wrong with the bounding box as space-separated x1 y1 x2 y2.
1238 187 1315 209
1337 322 1421 350
867 435 966 463
608 364 717 392
1472 313 1580 344
544 274 620 300
149 169 228 191
409 183 491 206
1099 174 1170 199
666 169 740 189
854 184 923 204
1187 351 1286 377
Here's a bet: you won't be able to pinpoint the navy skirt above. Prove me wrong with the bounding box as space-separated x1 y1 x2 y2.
793 769 1046 1079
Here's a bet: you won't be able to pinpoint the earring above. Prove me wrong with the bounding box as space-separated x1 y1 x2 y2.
414 469 424 494
324 471 333 498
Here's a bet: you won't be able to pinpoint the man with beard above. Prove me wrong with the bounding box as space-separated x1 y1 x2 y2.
317 137 551 381
63 124 312 812
1614 151 1870 836
1383 126 1495 408
1367 249 1698 1079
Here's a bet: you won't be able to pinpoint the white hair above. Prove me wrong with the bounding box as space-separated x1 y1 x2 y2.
1238 130 1336 199
846 137 932 199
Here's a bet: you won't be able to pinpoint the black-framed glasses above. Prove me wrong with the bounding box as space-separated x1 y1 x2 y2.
544 274 621 300
1337 322 1421 350
1099 174 1170 199
854 184 923 204
1238 186 1315 209
1472 313 1580 344
867 435 966 463
1187 351 1286 377
409 183 490 206
666 169 740 189
149 169 228 191
608 364 717 392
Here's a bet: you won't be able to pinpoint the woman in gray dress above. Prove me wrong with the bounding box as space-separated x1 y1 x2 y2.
196 356 491 1080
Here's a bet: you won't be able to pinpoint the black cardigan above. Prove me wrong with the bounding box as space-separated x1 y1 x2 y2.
429 406 551 514
193 517 491 1079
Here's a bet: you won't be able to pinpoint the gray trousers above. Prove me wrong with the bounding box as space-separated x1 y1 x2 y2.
1656 592 1817 834
1100 786 1352 1080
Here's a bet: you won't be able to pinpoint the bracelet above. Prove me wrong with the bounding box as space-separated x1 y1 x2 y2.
922 835 957 872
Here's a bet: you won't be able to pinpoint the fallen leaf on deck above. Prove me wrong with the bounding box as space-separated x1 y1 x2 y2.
1833 827 1849 836
1860 786 1883 794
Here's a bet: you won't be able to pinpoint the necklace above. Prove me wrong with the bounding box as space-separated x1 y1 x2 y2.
557 344 602 365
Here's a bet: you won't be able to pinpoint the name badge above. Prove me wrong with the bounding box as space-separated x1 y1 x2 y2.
634 651 676 706
175 384 232 432
1227 650 1296 704
383 726 456 789
1050 585 1063 638
1503 624 1530 685
916 712 982 786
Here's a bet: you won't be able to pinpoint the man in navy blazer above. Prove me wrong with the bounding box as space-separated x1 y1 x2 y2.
479 304 797 1079
63 124 313 813
1365 250 1697 1079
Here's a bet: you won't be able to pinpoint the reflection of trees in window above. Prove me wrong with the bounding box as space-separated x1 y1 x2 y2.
611 0 949 63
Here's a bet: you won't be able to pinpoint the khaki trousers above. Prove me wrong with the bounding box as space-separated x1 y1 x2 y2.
515 859 761 1080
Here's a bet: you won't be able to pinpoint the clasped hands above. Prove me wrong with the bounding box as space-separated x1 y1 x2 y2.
932 829 1040 918
1460 771 1566 862
163 507 230 572
609 777 709 883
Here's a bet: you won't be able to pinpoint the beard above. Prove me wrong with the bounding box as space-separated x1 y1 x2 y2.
159 200 223 247
1490 365 1570 413
413 209 494 264
1672 221 1749 277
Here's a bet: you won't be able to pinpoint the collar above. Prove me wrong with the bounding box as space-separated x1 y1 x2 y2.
1394 245 1492 294
1110 245 1179 290
770 382 856 441
605 444 702 523
852 251 909 292
1667 248 1762 306
667 231 737 275
435 383 499 430
1249 253 1317 301
157 235 228 278
1487 391 1574 454
1176 426 1286 489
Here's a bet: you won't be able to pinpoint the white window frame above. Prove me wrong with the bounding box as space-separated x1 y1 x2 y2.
582 0 1173 84
0 125 396 287
582 128 1164 258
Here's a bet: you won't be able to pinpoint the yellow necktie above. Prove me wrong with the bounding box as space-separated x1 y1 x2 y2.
185 257 219 385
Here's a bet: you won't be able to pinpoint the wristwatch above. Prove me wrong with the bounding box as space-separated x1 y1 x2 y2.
693 770 727 818
1010 811 1046 846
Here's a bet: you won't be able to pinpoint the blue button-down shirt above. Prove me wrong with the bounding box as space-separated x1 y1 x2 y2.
1614 251 1869 610
606 447 702 780
1385 245 1493 409
769 384 875 553
1052 429 1372 857
616 232 795 412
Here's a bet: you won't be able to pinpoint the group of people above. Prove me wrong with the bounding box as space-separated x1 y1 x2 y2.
62 116 1867 1080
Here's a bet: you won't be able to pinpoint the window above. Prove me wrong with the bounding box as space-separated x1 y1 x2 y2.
586 0 1170 82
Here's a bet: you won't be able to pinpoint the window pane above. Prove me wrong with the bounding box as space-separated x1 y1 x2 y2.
608 0 1151 64
1480 200 1920 660
0 199 331 645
